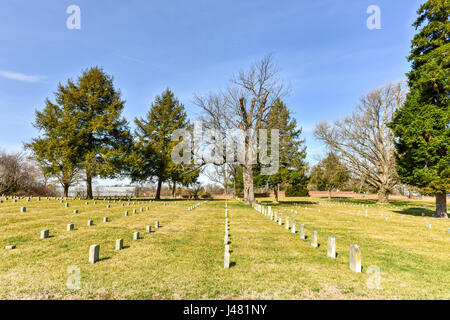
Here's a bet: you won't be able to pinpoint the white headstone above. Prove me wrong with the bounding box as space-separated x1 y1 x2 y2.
224 249 230 268
299 224 306 240
327 236 336 258
40 229 49 239
115 239 123 250
311 230 318 247
349 244 362 272
89 244 100 264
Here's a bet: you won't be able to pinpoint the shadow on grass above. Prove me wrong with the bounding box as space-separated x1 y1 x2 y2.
321 197 378 205
394 207 435 217
99 257 111 262
258 200 319 206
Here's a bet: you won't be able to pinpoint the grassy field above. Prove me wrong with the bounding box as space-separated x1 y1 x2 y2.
0 196 449 299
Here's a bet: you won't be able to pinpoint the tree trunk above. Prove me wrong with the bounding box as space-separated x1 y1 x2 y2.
243 164 254 204
63 183 70 198
243 135 255 204
172 182 177 199
233 174 236 198
155 178 162 200
328 189 332 199
86 172 93 199
434 192 448 218
377 187 389 204
274 185 279 203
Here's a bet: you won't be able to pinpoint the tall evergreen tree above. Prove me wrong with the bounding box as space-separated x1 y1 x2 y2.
255 98 308 202
26 97 82 197
132 89 189 200
390 0 449 217
65 67 132 199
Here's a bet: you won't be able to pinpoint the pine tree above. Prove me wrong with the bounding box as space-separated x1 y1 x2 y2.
67 67 132 199
255 98 308 202
132 89 189 200
390 0 449 217
310 152 350 199
27 95 83 197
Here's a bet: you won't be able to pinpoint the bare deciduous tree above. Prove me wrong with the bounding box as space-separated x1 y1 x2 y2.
0 151 56 196
203 164 231 194
314 82 405 203
195 55 286 204
194 92 232 195
226 55 286 204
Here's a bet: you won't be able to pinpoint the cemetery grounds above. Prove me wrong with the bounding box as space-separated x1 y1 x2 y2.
0 197 449 299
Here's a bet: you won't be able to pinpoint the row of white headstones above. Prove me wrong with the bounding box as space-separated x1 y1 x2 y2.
224 200 230 268
253 204 362 273
88 201 206 263
188 200 207 211
1 196 193 251
3 198 207 253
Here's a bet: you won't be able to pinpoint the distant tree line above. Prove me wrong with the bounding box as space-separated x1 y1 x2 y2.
0 151 57 196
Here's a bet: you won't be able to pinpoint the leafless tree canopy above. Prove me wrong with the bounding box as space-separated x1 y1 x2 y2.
314 82 406 203
227 54 288 131
195 55 287 203
0 151 56 196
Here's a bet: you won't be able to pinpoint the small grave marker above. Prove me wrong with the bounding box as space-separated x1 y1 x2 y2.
115 239 123 250
349 244 362 272
299 224 306 240
311 230 318 247
327 236 336 258
89 244 100 264
40 230 49 239
224 248 230 268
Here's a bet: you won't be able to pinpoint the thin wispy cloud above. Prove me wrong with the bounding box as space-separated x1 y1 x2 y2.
0 70 47 83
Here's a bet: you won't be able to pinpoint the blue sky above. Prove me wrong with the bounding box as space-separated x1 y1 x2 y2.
0 0 423 184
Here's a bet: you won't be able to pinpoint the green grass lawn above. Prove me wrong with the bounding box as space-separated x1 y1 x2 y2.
0 196 449 299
